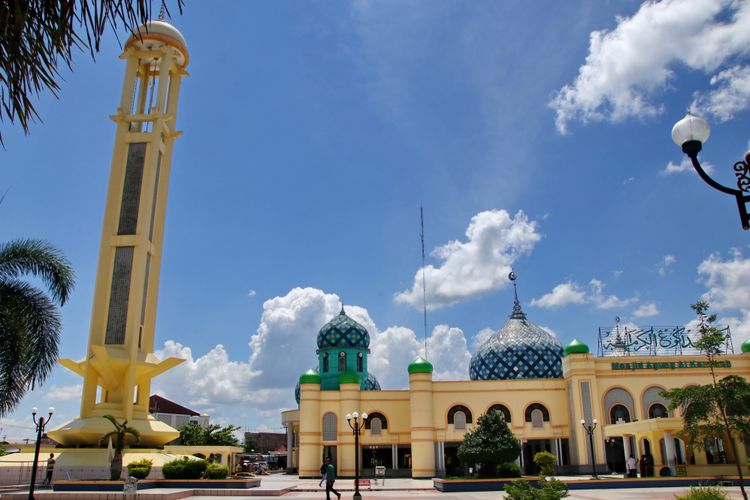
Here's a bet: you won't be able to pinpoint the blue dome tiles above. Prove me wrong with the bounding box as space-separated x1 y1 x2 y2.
317 308 370 349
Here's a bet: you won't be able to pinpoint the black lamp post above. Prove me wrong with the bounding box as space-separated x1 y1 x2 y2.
580 418 598 479
28 406 54 500
672 112 750 230
346 411 368 500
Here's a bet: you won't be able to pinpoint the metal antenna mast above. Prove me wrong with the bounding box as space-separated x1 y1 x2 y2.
420 206 428 357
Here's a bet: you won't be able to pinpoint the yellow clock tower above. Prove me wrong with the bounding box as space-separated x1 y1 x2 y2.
49 19 189 447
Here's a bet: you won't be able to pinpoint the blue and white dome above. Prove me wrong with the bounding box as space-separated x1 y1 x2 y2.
317 307 370 349
469 287 563 380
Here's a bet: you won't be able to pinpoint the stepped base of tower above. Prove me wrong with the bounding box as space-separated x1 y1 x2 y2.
48 411 179 447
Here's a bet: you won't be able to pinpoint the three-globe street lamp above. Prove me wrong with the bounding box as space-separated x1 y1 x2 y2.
346 411 368 500
580 418 598 480
672 112 750 230
28 406 54 500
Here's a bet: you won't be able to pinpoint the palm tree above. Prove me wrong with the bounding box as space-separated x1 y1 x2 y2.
0 239 74 415
100 415 140 480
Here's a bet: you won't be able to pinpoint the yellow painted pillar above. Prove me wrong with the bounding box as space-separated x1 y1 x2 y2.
409 357 435 478
338 378 361 477
49 20 190 447
298 371 322 478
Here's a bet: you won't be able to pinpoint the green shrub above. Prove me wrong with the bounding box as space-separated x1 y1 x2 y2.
504 477 569 500
126 458 152 479
496 462 522 478
533 451 556 476
162 457 209 479
674 485 728 500
204 463 230 479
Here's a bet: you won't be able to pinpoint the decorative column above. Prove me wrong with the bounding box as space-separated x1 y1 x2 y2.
49 19 189 447
409 357 436 478
663 431 677 475
298 370 322 478
339 373 362 477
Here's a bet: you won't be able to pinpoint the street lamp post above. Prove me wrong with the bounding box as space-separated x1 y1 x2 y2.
346 411 368 500
580 419 598 479
28 406 54 500
672 112 750 230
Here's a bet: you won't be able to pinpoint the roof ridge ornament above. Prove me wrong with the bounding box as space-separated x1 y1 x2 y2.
340 304 346 316
508 271 526 320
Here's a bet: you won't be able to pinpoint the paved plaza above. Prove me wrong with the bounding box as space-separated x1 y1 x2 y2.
6 474 745 499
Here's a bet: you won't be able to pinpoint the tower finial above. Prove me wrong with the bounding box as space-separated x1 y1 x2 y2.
508 270 526 320
340 303 346 315
158 4 166 21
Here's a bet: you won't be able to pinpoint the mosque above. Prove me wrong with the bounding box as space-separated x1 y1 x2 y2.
281 280 750 479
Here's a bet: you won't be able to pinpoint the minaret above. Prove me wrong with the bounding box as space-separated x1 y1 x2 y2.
49 19 189 447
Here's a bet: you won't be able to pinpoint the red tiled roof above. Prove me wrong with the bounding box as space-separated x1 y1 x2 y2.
149 394 200 416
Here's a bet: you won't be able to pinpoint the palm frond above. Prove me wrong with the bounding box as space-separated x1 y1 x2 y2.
0 0 183 143
0 280 61 415
0 239 75 305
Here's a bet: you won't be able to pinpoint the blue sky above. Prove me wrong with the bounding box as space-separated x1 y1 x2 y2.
2 0 750 439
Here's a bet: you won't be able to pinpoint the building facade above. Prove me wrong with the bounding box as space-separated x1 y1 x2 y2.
282 292 750 478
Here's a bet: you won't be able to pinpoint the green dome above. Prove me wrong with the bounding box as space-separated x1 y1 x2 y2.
299 369 321 384
564 339 590 356
742 338 750 354
408 356 434 374
317 307 370 349
339 371 361 384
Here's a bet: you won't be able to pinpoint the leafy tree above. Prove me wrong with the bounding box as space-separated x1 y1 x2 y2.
0 239 74 415
178 422 240 446
100 414 140 480
457 410 521 478
662 301 750 500
0 0 183 143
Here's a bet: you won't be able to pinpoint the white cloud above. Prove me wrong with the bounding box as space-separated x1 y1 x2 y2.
530 282 587 308
589 279 638 309
550 0 750 133
540 325 558 338
471 327 496 351
697 249 750 346
698 249 750 310
692 65 750 121
44 384 83 402
657 254 676 277
532 279 636 310
633 302 660 319
246 290 257 297
395 210 541 310
662 157 714 176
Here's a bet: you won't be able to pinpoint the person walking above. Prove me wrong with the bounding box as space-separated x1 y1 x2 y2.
42 453 55 486
324 457 341 500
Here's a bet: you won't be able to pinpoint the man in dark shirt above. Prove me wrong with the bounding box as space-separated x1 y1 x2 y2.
325 457 341 500
42 453 55 486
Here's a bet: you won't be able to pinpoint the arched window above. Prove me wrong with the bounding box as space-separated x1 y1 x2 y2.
649 403 668 419
447 405 473 425
322 413 337 441
610 404 631 424
370 417 382 435
454 411 467 430
525 403 550 423
323 353 329 372
487 404 512 423
531 409 544 428
357 353 363 372
338 352 347 372
364 412 388 431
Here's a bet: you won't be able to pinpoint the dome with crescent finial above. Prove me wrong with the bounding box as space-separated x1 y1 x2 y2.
469 272 563 380
317 307 370 349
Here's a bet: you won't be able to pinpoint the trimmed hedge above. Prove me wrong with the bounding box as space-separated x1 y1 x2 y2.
126 458 152 480
162 457 208 479
204 463 230 479
496 462 522 478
